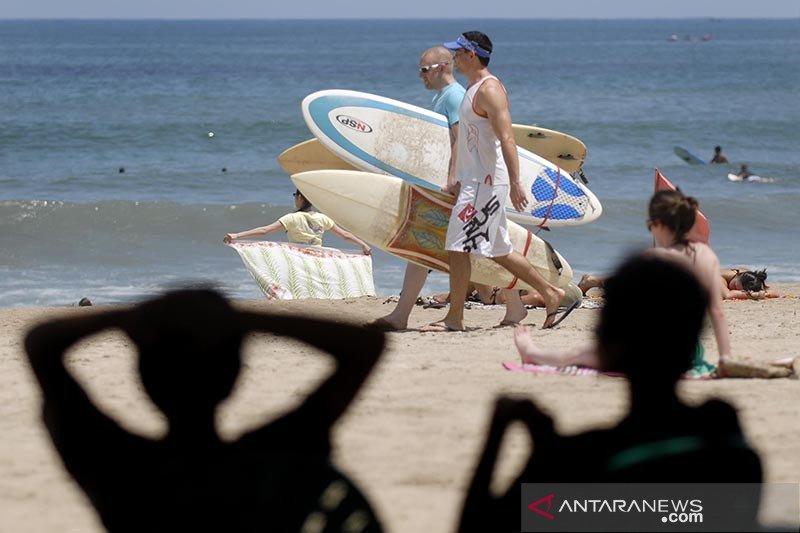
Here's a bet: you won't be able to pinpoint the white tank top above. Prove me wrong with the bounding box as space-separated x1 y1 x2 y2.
455 75 509 186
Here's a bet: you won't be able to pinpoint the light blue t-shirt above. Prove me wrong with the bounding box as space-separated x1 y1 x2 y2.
432 82 466 127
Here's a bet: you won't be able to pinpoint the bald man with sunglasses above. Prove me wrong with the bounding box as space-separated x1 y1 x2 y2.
366 46 465 331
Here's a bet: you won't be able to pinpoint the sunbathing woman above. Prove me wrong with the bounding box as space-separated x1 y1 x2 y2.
515 189 794 378
579 267 779 300
224 189 371 255
719 267 779 299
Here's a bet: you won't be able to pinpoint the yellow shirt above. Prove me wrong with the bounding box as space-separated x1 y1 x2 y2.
278 211 335 246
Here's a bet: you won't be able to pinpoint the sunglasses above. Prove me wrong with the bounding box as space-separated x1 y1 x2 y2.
646 219 655 231
292 191 300 198
419 62 448 74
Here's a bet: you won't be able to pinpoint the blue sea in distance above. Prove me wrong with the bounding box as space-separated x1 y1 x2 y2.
1 19 799 307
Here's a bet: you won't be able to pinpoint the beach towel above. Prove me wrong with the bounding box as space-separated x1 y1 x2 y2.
502 361 714 380
227 241 375 300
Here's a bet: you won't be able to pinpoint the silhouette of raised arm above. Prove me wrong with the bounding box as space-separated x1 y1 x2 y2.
459 397 555 532
238 312 386 439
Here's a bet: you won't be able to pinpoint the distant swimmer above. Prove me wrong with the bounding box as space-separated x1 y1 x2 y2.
709 145 729 164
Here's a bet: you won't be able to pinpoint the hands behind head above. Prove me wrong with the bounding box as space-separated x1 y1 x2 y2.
493 396 554 438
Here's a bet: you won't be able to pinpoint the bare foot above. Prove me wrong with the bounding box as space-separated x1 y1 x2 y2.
718 357 793 379
578 274 604 295
500 307 527 327
514 325 543 364
541 286 566 329
364 315 407 331
420 320 464 332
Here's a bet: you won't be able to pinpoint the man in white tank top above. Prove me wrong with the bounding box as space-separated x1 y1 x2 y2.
423 32 566 332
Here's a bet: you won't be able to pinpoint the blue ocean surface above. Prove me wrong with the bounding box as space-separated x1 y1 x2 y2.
1 19 799 306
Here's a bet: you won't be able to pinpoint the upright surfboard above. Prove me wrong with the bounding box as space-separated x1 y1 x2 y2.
654 168 710 243
302 90 601 228
291 170 573 291
279 124 587 175
673 146 706 165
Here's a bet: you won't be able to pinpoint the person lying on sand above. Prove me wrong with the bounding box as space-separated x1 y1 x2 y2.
578 267 780 300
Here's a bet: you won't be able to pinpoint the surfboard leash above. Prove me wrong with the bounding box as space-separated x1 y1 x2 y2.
536 165 563 232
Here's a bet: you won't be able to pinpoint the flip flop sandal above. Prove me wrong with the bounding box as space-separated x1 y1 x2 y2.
543 300 580 329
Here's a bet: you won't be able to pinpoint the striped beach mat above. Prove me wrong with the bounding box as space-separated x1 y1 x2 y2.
227 241 375 300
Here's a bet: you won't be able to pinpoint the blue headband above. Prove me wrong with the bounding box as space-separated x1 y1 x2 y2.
443 34 491 58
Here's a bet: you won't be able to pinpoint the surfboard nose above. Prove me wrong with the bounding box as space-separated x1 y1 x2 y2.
291 170 404 241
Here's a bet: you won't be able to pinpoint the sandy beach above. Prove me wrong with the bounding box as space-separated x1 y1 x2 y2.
1 287 798 532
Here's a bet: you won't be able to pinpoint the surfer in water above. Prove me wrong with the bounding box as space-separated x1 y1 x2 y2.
736 164 752 180
514 189 796 377
223 190 371 255
366 46 530 331
423 31 568 332
710 145 729 164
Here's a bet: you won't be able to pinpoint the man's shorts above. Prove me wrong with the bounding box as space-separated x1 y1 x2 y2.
445 182 513 258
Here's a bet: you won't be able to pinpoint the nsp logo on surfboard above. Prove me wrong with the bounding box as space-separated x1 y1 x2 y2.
335 115 373 133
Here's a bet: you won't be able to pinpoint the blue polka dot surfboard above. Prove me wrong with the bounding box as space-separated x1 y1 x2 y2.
301 89 602 228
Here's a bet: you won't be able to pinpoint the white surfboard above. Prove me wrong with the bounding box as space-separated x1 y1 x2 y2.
302 89 602 228
291 170 573 291
279 124 587 175
727 173 774 183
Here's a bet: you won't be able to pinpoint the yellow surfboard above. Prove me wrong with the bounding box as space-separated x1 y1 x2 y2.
279 125 587 175
511 125 587 174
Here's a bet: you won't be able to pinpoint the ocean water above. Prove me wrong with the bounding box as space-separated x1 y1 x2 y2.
1 19 799 307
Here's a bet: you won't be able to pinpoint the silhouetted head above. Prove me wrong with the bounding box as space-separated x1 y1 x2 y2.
714 146 722 153
130 290 243 423
293 189 312 212
740 164 748 172
732 269 768 292
647 189 699 244
596 255 708 386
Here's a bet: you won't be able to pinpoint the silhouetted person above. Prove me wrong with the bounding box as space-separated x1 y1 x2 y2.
459 255 762 532
26 289 385 532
